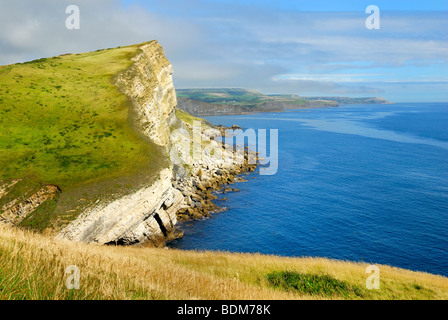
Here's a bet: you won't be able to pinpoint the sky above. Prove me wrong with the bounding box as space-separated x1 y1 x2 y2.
0 0 447 102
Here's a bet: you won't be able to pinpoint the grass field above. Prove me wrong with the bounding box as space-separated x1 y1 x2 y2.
1 223 447 300
0 43 168 231
176 88 266 106
174 108 205 126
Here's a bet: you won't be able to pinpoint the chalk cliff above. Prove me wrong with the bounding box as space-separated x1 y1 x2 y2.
56 41 183 244
56 168 184 244
114 41 177 146
55 41 256 245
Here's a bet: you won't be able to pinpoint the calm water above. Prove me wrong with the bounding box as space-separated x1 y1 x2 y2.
169 103 448 277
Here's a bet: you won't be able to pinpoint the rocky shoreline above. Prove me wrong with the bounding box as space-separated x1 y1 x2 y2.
175 157 257 222
166 123 258 245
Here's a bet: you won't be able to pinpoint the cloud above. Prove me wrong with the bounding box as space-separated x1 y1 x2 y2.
262 78 384 95
0 0 447 100
169 8 448 98
0 0 202 64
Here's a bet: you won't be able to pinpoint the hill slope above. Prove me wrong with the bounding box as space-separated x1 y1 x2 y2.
1 223 447 300
1 42 258 246
0 43 446 301
0 42 169 231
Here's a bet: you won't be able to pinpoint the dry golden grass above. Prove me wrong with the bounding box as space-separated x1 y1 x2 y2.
0 223 447 300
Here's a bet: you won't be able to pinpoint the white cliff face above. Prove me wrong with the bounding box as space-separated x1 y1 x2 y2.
57 41 183 245
56 169 183 244
115 41 177 146
169 123 246 179
57 41 257 245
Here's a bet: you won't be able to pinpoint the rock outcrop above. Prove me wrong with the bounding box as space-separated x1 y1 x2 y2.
56 41 181 245
114 41 177 146
0 183 60 225
56 41 257 245
169 119 257 222
56 168 183 245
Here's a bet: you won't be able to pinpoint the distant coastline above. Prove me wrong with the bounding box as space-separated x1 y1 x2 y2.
176 88 392 116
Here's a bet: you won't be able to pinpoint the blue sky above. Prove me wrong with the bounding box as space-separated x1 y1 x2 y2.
1 0 447 101
123 0 448 12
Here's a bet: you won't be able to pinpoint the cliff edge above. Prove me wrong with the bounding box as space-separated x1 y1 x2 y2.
0 41 256 245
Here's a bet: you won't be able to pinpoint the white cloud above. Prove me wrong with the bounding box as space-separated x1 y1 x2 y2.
0 1 447 99
0 0 202 64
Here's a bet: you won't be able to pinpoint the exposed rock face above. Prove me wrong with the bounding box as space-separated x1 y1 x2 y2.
114 41 177 146
1 184 60 225
0 180 19 200
169 119 258 221
0 41 256 245
56 169 183 244
56 41 256 245
57 41 183 245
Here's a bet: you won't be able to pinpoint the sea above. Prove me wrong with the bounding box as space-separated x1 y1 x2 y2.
168 102 448 277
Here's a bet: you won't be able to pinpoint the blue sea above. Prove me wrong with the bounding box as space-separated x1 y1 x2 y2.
169 103 448 277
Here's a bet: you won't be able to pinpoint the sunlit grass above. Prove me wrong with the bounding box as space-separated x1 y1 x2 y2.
174 108 205 126
0 43 168 230
1 224 447 300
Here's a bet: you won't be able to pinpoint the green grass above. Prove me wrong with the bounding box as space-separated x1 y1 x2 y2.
2 223 448 300
174 108 206 126
266 94 308 105
18 190 61 231
0 176 41 211
177 88 266 106
0 42 168 230
177 88 309 108
266 271 364 298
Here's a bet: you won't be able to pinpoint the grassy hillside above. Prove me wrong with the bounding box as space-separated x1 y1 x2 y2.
177 88 268 106
177 88 308 107
304 96 392 104
174 108 206 126
0 223 447 300
0 43 168 231
176 89 310 116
